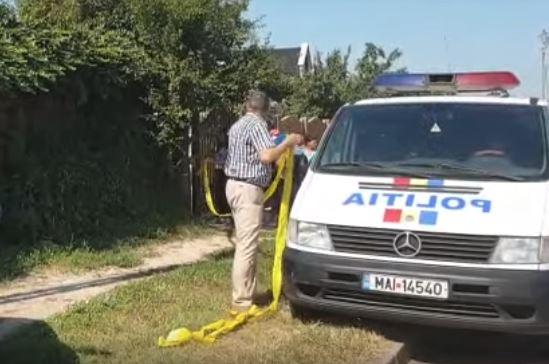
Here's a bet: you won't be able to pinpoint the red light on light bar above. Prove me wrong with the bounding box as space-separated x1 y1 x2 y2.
455 72 520 91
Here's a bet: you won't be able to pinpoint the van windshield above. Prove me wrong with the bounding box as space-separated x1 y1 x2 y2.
317 103 547 181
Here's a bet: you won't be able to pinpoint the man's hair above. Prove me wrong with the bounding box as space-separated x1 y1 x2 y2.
246 90 269 113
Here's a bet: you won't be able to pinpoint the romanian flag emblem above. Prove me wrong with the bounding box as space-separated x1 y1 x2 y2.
380 178 442 225
383 209 438 225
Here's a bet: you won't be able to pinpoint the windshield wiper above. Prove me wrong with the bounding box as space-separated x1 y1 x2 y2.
320 162 385 169
319 162 431 178
397 162 525 181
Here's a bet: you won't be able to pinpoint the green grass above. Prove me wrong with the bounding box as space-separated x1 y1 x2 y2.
0 234 388 364
0 223 214 282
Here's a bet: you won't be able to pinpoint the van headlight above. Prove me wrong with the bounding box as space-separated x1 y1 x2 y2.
288 220 333 251
490 237 540 264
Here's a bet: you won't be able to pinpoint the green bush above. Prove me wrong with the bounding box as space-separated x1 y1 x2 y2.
0 11 182 246
0 83 185 245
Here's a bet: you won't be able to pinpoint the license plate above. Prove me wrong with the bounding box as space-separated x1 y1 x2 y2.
362 273 449 300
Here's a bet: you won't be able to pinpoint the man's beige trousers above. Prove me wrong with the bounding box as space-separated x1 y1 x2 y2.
226 179 264 308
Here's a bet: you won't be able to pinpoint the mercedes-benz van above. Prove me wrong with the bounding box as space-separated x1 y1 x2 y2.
284 72 549 334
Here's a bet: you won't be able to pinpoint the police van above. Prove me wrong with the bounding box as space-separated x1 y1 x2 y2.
284 72 549 334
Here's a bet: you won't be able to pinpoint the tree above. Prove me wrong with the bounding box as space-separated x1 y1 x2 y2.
16 0 404 142
351 42 404 100
287 43 403 119
0 1 16 27
0 7 180 245
17 0 133 29
0 13 145 95
17 0 289 157
287 48 352 118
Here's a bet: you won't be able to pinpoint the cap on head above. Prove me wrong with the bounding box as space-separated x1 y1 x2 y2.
246 90 269 113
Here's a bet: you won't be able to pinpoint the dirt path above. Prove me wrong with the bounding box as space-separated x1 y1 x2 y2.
0 235 233 340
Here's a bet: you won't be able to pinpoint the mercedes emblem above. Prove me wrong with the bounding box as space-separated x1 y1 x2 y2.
393 231 422 257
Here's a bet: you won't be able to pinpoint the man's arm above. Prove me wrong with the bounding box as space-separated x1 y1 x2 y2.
250 123 302 165
259 136 301 164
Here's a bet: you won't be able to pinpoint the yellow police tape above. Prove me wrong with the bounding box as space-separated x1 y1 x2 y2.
202 152 288 217
202 158 231 217
158 150 294 347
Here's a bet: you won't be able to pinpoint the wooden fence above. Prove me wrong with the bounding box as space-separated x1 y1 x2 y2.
278 116 330 140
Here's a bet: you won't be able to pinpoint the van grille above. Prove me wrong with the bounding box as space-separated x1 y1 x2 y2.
322 288 500 318
328 225 497 263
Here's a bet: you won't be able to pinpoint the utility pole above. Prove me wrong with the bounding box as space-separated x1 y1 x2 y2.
540 30 549 99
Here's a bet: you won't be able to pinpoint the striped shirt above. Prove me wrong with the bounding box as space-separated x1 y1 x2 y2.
224 113 275 188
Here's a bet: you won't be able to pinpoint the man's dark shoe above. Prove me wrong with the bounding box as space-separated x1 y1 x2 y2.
252 290 273 307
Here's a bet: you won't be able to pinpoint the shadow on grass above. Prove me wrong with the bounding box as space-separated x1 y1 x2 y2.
392 323 549 364
211 248 235 262
0 318 80 364
296 307 549 364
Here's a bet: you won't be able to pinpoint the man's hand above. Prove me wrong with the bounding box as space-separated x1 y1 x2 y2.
286 133 304 147
260 133 304 164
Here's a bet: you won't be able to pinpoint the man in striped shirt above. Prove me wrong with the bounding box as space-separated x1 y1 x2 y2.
225 91 302 313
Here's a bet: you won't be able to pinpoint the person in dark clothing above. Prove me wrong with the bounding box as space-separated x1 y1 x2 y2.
263 141 310 228
287 133 310 207
263 126 289 228
302 135 318 163
291 152 309 209
213 133 231 214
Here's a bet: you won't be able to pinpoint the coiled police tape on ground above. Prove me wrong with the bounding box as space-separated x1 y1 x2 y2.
157 149 294 347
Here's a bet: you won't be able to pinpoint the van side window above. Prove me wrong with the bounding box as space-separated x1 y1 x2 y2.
321 110 352 164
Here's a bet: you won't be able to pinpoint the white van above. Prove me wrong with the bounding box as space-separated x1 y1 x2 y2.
284 72 549 334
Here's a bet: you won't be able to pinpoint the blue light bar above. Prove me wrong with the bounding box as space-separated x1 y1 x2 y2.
374 73 428 92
